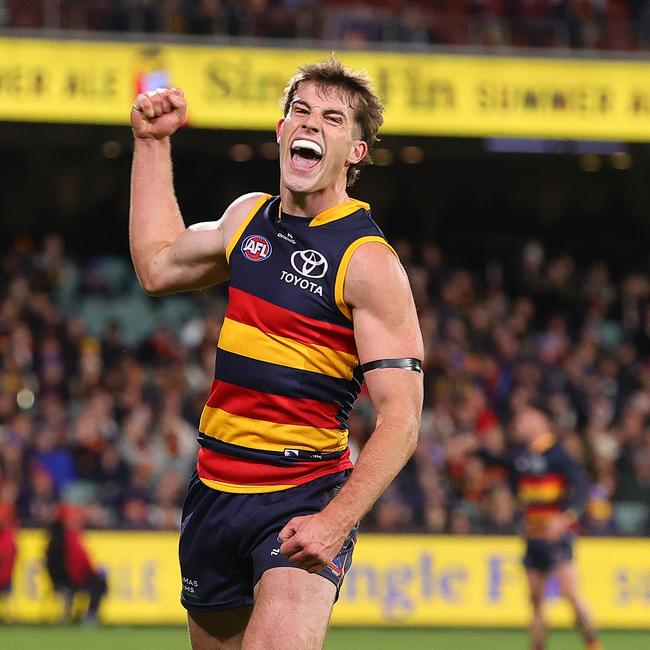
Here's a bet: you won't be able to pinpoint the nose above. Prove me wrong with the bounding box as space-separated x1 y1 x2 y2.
302 110 322 133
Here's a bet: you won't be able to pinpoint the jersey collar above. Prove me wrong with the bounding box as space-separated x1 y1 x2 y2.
309 199 370 227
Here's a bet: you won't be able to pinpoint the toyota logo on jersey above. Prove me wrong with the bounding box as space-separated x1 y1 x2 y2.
290 249 328 279
241 235 272 262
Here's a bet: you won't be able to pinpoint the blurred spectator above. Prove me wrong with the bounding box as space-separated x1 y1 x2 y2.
2 0 650 51
1 232 650 538
0 501 17 609
613 446 650 534
482 484 518 534
44 503 108 624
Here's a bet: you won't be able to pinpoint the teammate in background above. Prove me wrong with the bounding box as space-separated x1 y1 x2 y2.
470 405 601 650
129 58 423 649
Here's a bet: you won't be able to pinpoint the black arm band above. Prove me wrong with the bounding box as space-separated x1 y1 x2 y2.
360 358 423 373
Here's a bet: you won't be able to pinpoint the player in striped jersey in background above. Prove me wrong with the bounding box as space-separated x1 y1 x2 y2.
129 58 423 649
466 405 602 650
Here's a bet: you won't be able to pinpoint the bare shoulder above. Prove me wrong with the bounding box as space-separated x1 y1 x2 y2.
345 240 423 367
224 191 269 221
344 241 408 312
188 192 268 239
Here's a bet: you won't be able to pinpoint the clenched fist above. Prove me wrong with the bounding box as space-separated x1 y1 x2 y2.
278 513 348 574
131 87 187 140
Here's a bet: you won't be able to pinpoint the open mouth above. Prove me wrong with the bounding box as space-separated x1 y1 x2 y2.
290 139 323 171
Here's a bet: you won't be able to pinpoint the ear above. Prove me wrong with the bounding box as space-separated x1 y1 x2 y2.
275 118 285 143
347 140 368 166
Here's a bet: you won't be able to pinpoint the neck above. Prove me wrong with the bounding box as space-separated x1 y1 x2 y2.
280 179 349 217
530 431 554 453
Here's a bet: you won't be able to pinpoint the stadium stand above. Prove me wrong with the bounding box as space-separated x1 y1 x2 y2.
2 0 650 51
1 232 648 536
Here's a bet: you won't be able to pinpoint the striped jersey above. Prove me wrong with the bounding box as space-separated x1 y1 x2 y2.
197 194 395 493
481 433 588 538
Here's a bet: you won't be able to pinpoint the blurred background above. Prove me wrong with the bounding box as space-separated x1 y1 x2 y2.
0 1 650 648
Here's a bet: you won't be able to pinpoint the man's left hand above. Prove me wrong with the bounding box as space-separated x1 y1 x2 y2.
545 513 572 541
278 513 347 574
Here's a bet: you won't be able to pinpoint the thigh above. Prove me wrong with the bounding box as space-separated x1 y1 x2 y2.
549 535 574 568
252 522 356 599
554 559 581 600
526 568 548 605
188 607 252 650
524 539 553 573
242 567 336 650
85 572 107 596
180 474 254 612
248 471 357 599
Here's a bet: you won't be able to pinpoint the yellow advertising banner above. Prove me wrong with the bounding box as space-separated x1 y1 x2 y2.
1 37 650 140
335 535 650 628
5 530 182 624
4 531 650 627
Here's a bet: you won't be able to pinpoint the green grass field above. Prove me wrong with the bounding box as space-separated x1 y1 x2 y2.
0 627 647 649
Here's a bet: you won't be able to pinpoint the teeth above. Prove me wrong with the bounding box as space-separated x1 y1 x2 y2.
291 139 323 156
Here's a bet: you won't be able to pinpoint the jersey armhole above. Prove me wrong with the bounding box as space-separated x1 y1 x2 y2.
334 236 399 321
224 194 272 264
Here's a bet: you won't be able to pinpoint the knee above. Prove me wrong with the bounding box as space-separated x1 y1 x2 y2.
565 592 585 612
530 591 544 609
559 581 580 607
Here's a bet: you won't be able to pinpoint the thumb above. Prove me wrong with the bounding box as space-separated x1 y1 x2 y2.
278 518 300 543
170 87 185 97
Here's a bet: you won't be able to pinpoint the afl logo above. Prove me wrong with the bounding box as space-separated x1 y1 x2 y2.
241 235 272 262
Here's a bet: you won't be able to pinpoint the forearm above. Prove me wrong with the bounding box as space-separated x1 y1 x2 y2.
129 137 185 291
321 416 419 532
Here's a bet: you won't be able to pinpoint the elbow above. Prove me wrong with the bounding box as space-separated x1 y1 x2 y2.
131 246 175 297
143 286 168 297
142 284 167 297
142 283 172 298
137 272 172 297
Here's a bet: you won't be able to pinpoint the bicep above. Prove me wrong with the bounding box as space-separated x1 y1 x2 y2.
347 243 424 367
171 191 266 266
142 221 227 295
347 243 424 418
145 192 264 295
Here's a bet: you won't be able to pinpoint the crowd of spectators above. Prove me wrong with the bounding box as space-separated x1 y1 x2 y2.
0 232 649 538
4 0 650 51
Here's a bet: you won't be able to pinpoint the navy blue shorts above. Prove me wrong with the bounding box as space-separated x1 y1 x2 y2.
523 535 574 572
179 470 356 612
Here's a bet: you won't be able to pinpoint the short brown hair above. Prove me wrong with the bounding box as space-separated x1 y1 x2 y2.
281 57 384 187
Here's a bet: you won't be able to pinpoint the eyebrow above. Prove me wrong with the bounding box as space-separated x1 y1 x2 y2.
290 98 347 120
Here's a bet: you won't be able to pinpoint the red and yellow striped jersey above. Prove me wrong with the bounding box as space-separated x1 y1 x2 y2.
196 194 395 493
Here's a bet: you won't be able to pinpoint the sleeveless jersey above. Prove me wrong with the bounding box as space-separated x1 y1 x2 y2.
196 194 395 493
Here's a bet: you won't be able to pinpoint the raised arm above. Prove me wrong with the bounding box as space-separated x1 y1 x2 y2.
129 87 263 296
279 242 424 571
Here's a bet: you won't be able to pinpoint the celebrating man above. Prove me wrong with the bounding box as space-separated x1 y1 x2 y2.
129 58 423 649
